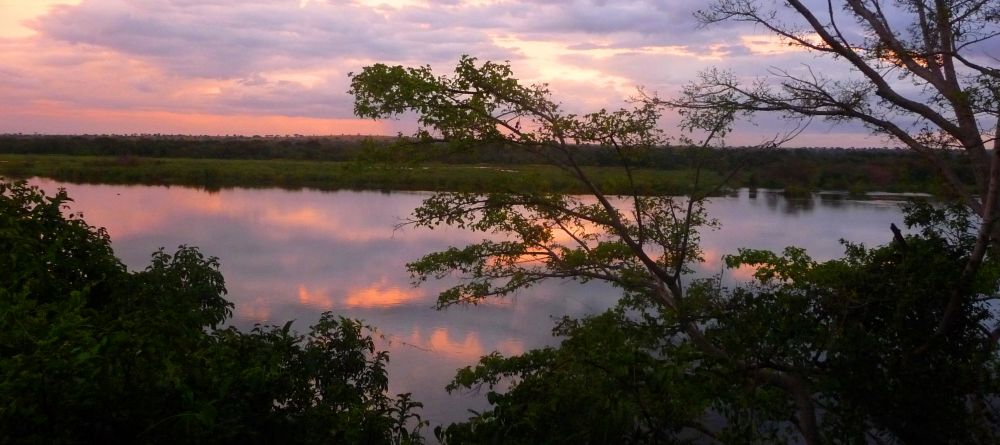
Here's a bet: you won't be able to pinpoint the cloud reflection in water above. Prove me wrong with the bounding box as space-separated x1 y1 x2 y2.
30 179 906 426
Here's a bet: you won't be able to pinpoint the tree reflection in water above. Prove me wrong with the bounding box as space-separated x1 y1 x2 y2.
31 179 906 426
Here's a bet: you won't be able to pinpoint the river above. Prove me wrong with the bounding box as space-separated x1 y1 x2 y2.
29 179 911 428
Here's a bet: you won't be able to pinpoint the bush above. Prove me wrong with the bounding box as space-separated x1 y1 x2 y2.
0 180 425 444
436 202 1000 444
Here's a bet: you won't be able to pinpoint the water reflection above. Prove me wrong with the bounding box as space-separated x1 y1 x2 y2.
29 180 907 427
818 192 847 208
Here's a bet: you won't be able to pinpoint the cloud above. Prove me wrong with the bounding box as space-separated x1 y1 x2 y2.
0 0 81 39
34 0 383 78
2 0 992 144
4 0 529 132
31 0 521 79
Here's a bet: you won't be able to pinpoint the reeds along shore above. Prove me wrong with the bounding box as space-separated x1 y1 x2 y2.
0 134 954 195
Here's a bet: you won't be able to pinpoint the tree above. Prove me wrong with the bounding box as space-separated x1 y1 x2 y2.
0 180 426 444
436 312 712 444
348 56 735 440
349 56 731 334
663 0 999 343
434 207 1000 444
350 56 1000 443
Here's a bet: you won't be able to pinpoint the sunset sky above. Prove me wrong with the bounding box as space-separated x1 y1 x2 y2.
1 0 995 146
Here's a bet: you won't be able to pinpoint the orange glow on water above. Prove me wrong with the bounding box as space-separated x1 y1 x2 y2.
701 247 722 269
727 263 761 282
344 280 422 308
398 328 524 360
237 295 274 323
429 328 481 356
40 184 232 240
256 206 395 243
298 284 334 309
297 281 423 310
496 338 525 356
403 327 484 359
264 208 327 230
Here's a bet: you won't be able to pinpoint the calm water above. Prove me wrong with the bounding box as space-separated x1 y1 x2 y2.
30 179 909 427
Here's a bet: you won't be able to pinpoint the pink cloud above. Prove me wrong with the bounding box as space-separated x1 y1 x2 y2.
0 0 965 146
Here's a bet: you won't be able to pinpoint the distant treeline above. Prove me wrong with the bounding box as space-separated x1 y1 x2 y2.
0 134 967 194
0 135 377 161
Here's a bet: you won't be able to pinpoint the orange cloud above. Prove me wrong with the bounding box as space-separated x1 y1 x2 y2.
740 33 822 56
489 34 635 97
0 0 80 38
0 104 386 136
354 0 429 9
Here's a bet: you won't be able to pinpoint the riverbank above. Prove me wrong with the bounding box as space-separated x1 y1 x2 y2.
0 135 955 195
0 154 716 195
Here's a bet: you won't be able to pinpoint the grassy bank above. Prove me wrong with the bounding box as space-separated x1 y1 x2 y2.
0 135 958 195
0 154 715 195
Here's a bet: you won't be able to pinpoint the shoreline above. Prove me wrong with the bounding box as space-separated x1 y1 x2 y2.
0 153 944 197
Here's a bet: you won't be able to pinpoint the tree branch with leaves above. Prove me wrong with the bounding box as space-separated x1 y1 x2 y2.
661 0 1000 346
349 56 853 443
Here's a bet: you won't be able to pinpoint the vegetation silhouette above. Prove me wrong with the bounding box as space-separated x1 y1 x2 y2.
3 1 996 442
0 180 426 444
348 30 999 442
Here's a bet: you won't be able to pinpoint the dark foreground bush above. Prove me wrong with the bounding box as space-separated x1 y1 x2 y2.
0 180 425 444
436 202 1000 444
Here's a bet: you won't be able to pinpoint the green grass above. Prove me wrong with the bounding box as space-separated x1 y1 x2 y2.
0 154 716 195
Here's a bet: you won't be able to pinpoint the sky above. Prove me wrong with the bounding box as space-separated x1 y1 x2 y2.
0 0 995 146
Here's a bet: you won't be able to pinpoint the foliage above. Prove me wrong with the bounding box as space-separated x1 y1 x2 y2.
668 1 999 273
0 134 387 162
0 134 963 194
403 191 715 309
434 205 1000 444
436 312 710 445
661 5 1000 440
0 180 425 444
715 214 1000 443
0 153 718 196
350 56 1000 444
350 56 723 304
672 0 998 201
